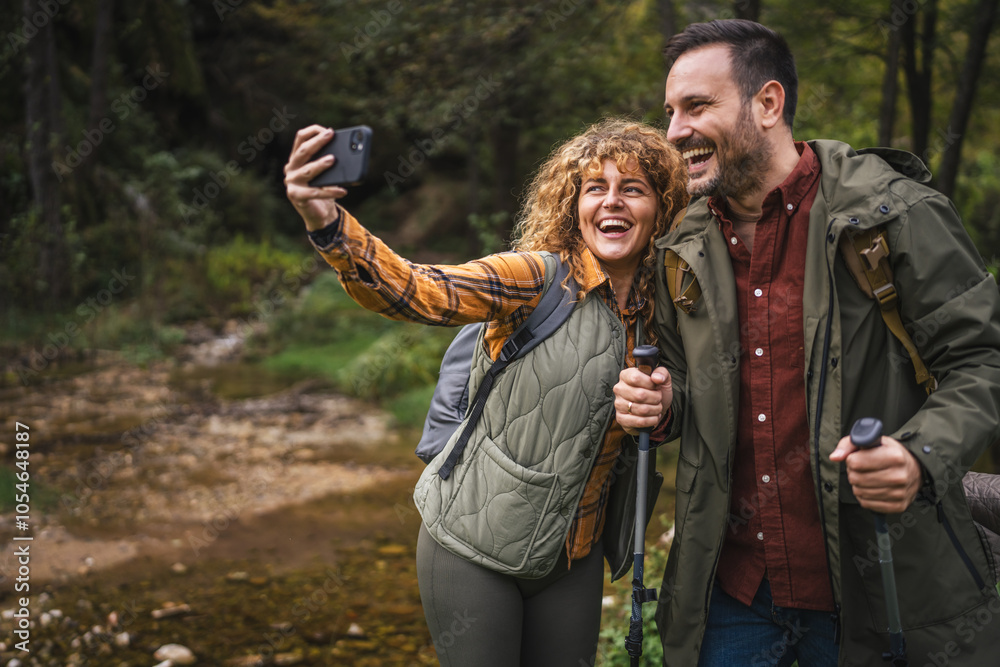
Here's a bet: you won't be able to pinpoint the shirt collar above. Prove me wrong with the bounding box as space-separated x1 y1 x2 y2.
577 245 646 316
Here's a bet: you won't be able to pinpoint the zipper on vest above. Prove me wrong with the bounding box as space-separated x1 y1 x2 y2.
937 501 988 590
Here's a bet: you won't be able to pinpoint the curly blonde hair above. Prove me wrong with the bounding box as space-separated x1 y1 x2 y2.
513 117 689 347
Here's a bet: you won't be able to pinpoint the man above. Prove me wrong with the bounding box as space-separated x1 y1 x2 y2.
614 19 1000 667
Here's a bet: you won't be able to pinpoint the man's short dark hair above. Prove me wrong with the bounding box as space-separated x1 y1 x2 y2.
664 19 798 128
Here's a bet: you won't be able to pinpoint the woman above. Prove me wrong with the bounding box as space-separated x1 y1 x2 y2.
284 118 688 666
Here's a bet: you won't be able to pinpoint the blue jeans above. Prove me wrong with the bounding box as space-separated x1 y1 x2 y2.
698 579 839 667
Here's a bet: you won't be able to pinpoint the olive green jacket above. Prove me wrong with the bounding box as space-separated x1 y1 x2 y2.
653 140 1000 666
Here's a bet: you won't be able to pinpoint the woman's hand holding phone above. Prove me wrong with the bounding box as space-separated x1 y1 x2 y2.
284 125 349 232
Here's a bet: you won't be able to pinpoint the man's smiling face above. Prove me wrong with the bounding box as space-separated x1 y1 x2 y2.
663 44 772 200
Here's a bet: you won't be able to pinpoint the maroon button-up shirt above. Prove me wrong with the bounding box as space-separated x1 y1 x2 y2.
712 143 834 612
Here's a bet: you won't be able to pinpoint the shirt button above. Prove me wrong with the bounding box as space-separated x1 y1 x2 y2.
755 348 764 357
757 532 764 541
762 475 771 483
731 236 738 245
758 413 766 423
754 288 763 297
786 203 794 211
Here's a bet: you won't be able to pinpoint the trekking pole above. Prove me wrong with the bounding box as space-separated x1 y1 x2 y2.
625 345 660 666
849 417 908 667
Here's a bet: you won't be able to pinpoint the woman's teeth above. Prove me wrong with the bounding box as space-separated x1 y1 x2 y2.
599 219 632 233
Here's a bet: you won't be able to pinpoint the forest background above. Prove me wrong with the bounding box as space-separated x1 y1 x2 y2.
6 0 999 464
1 0 999 392
0 0 999 664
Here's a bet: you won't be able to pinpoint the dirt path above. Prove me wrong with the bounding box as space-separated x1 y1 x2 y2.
0 336 435 666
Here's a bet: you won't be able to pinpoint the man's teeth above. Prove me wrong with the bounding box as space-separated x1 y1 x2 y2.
682 147 714 161
599 219 632 232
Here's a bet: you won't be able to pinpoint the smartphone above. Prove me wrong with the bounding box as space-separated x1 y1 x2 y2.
308 125 373 187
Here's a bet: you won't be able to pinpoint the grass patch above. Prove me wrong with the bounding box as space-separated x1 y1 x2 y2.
263 338 381 385
0 465 62 514
388 383 438 430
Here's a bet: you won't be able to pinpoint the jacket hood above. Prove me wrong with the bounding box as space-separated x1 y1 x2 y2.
808 139 931 222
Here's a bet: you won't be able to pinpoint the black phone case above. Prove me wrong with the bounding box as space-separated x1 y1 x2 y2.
308 125 372 187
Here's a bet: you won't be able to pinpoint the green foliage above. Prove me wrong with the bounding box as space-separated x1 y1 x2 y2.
956 150 1000 264
204 235 306 316
389 383 440 430
468 211 512 255
3 0 1000 373
253 271 394 349
338 325 455 400
70 302 187 364
0 465 61 514
257 270 456 412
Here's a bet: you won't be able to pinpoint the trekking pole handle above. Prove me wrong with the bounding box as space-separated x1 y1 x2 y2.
850 417 883 449
632 345 659 438
633 345 659 377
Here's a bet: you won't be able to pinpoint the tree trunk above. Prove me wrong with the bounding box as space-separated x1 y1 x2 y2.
466 125 480 252
935 0 998 199
491 119 519 222
657 0 677 46
735 0 762 22
878 0 904 147
901 0 937 162
87 0 115 134
24 0 66 303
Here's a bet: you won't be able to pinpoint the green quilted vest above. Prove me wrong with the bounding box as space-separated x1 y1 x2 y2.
413 290 627 578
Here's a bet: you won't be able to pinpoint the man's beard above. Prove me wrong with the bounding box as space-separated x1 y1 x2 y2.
684 105 773 201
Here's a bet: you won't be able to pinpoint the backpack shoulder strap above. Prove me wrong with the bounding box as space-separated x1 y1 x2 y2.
436 252 579 479
663 249 701 315
838 227 937 394
497 251 576 362
662 207 703 315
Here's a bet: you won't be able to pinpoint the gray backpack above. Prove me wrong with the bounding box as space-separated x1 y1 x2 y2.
415 253 578 478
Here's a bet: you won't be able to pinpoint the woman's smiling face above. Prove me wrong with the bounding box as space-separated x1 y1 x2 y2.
577 158 658 273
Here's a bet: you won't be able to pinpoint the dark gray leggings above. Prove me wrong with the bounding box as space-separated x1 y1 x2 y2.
416 523 605 667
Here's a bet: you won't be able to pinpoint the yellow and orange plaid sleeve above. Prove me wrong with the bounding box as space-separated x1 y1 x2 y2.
310 207 555 359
